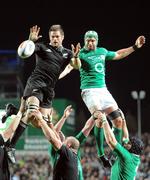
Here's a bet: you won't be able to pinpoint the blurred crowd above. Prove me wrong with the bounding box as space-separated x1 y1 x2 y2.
10 132 150 180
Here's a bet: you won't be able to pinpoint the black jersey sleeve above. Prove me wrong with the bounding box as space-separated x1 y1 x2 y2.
34 42 43 52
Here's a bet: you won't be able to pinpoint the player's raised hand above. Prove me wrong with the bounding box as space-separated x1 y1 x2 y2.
71 43 81 58
63 105 73 119
29 25 42 42
135 35 146 48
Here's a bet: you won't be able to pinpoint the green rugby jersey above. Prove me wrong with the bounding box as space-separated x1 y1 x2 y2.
76 131 87 180
79 47 116 89
111 143 140 180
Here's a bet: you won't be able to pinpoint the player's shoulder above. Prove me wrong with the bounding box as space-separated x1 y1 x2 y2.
35 41 44 45
80 47 87 52
62 47 73 58
97 47 108 52
63 47 72 53
36 42 57 53
34 41 46 48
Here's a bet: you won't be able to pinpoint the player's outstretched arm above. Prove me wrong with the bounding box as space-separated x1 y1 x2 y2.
122 119 129 143
95 112 117 150
33 110 62 150
113 35 146 60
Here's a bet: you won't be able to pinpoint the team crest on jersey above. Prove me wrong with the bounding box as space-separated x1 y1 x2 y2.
95 63 104 73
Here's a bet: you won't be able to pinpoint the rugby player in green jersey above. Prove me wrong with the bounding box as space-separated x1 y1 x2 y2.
48 106 96 180
72 31 145 167
94 110 144 180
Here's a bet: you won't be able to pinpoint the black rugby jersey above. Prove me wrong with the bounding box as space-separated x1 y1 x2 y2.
28 42 73 88
0 135 10 180
53 145 78 180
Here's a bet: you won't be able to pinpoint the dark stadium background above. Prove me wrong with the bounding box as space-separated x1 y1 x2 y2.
0 1 149 133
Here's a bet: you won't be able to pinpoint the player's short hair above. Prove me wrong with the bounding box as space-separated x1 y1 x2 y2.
129 136 144 155
66 136 80 150
49 24 64 36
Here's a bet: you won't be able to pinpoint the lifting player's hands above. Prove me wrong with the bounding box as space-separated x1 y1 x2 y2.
135 35 146 48
71 43 81 58
29 25 42 42
63 105 73 119
47 108 53 123
94 111 107 127
32 109 43 122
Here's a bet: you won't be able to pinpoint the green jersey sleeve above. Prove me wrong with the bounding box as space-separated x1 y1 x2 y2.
105 51 116 60
48 144 57 166
113 143 131 160
76 131 87 160
75 131 87 145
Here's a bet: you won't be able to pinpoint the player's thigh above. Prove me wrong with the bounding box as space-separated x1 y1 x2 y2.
81 89 102 114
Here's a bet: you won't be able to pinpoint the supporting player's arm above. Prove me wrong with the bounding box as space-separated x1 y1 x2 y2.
81 116 95 137
113 35 146 60
33 110 62 150
96 112 117 150
122 119 129 143
117 109 129 143
76 115 96 145
54 105 73 132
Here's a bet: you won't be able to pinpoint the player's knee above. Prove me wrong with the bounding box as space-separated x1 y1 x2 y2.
107 109 124 128
107 109 124 121
26 103 39 118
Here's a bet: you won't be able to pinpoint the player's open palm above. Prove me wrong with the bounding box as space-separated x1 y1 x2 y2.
135 36 146 48
71 43 81 58
29 25 42 42
63 105 73 119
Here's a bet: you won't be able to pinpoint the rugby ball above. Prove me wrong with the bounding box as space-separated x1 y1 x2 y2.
17 40 35 59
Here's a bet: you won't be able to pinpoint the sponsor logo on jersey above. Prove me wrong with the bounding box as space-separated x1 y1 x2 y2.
63 53 68 58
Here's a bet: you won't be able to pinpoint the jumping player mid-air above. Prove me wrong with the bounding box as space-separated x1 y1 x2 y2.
5 24 81 163
66 31 145 167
